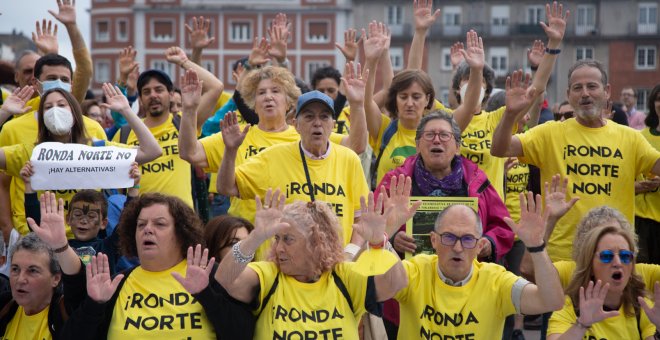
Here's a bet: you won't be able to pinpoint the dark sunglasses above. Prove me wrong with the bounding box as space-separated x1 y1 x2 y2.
598 249 634 264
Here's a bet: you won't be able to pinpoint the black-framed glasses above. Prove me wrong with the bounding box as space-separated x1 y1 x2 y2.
421 131 454 142
598 250 634 264
437 232 479 249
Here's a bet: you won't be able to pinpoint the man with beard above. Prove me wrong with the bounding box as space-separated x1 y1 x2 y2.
491 59 660 262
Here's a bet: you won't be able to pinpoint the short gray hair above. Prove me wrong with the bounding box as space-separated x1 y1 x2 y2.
567 59 608 86
415 110 462 146
434 205 483 236
14 50 39 70
10 233 61 275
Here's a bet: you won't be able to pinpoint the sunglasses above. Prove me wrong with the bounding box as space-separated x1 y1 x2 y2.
598 250 634 264
436 232 479 249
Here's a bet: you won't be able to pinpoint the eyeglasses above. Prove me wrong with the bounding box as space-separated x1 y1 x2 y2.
421 131 454 142
598 250 634 264
554 111 574 121
437 232 479 249
70 209 100 221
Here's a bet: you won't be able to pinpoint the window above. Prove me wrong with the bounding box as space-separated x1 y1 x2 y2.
305 61 330 83
151 59 175 80
94 60 110 83
490 5 509 36
151 19 175 42
489 47 508 77
576 5 596 35
639 3 658 34
439 89 449 106
306 21 330 43
116 19 128 42
95 20 110 42
443 6 461 36
229 21 251 43
441 47 452 71
386 5 403 26
202 60 215 74
636 89 650 111
636 46 657 69
576 46 594 61
390 47 404 71
526 6 544 25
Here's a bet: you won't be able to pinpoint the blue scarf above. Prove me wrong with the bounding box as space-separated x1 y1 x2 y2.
413 155 464 196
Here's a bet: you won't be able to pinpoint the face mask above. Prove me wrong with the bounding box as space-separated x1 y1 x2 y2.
459 83 485 106
41 79 72 93
44 107 74 136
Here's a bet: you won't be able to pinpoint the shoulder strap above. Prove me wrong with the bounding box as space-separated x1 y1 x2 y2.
171 113 181 130
636 306 642 339
119 125 132 144
332 271 354 313
0 299 16 320
370 119 399 190
58 295 69 322
257 273 280 317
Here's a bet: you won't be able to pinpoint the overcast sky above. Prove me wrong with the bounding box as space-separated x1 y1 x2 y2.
0 0 91 66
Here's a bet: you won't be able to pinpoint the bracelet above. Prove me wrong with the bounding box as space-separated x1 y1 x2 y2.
575 319 591 330
344 243 361 259
545 47 561 55
530 65 539 71
368 233 388 249
232 241 254 264
526 241 546 253
53 244 70 254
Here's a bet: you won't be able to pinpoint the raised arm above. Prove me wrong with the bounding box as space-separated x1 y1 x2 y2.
216 189 288 303
0 86 35 126
373 30 394 109
267 13 291 68
505 192 564 315
452 30 485 131
100 83 162 163
32 19 59 55
178 69 210 168
531 2 569 95
339 62 367 154
117 47 139 90
407 0 440 70
49 0 91 103
491 70 535 157
335 28 360 63
166 47 223 127
363 22 390 139
216 111 249 197
185 16 215 65
447 42 465 109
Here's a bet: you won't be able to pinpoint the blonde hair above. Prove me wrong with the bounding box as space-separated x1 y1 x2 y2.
238 66 301 114
572 206 635 261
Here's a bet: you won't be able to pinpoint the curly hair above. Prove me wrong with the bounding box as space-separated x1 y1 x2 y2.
118 193 204 258
566 225 645 317
572 206 635 261
37 88 89 145
204 215 254 261
269 201 344 277
238 66 301 114
385 69 435 119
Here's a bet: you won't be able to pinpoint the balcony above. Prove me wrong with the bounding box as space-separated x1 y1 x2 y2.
638 23 658 35
575 25 598 36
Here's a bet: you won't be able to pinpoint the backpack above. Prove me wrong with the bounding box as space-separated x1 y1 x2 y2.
369 119 398 190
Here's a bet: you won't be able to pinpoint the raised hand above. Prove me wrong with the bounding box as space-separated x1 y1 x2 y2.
232 63 246 87
128 162 141 187
352 191 388 245
335 28 361 62
32 19 59 55
126 64 140 95
19 161 34 186
27 191 67 249
253 188 288 242
220 111 249 150
639 282 660 328
362 21 390 62
100 83 131 113
165 46 189 67
504 191 547 248
248 37 271 67
413 0 441 31
504 69 536 118
544 174 579 221
527 40 545 69
118 46 138 80
268 13 290 63
185 16 215 50
450 42 465 68
578 280 619 327
340 62 368 105
48 0 77 26
1 86 35 115
172 244 215 294
460 30 484 70
86 253 125 303
381 175 422 235
180 69 202 113
540 1 569 42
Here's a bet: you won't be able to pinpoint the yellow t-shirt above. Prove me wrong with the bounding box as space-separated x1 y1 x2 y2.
518 119 660 261
548 296 656 339
248 261 367 340
554 260 660 293
212 91 233 113
370 115 417 184
395 255 519 339
460 107 508 200
636 127 660 221
0 113 107 235
108 261 215 339
505 162 530 223
113 115 193 207
2 305 51 340
334 106 351 135
235 141 369 246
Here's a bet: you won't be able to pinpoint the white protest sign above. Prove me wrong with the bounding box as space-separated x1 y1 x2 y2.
30 142 138 190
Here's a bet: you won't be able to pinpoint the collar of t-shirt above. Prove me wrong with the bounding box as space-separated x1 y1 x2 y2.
437 262 473 287
301 142 331 160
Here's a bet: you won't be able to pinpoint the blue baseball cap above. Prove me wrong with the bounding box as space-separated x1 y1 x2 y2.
296 90 335 117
